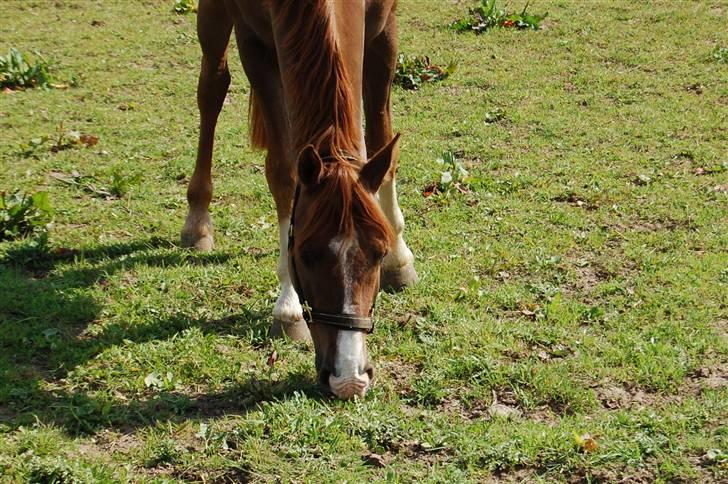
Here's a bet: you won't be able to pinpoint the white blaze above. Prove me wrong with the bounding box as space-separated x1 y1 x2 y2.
328 234 370 398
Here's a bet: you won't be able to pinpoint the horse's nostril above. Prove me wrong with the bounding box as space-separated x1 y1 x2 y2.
318 368 332 389
364 365 375 382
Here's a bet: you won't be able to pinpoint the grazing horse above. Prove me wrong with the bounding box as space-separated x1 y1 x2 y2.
180 0 417 399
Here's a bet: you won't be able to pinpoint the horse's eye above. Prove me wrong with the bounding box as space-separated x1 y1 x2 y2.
300 250 313 266
299 247 322 266
373 249 388 264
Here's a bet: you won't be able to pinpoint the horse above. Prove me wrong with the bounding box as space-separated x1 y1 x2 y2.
180 0 417 399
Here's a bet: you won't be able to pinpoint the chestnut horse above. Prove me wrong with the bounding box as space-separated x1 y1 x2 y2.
181 0 417 399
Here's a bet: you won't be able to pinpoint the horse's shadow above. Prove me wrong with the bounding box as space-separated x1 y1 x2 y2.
0 236 322 435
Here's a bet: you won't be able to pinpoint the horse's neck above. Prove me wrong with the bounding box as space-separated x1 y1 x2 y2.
270 0 365 159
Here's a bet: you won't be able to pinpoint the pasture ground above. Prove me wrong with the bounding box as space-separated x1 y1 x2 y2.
1 0 726 482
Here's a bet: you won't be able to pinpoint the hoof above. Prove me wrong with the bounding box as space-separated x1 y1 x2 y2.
181 211 214 251
270 318 311 343
381 263 418 292
180 232 214 251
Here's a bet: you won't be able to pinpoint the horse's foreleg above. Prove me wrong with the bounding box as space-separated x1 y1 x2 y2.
268 166 310 342
237 37 310 342
364 16 418 291
181 1 232 251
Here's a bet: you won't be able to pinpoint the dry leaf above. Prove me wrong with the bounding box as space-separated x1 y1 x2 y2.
80 134 99 147
266 350 278 368
574 432 598 452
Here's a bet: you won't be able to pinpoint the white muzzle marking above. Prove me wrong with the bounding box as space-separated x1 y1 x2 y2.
329 371 370 399
329 330 369 399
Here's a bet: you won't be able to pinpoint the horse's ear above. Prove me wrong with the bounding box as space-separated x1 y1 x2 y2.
297 145 323 187
360 133 400 193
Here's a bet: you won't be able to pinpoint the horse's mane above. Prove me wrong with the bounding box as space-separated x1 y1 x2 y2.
270 0 361 157
269 0 392 249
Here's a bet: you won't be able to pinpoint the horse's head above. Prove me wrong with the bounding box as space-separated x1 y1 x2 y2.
289 135 399 399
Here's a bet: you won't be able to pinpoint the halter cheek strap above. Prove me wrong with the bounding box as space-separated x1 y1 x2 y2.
288 183 376 333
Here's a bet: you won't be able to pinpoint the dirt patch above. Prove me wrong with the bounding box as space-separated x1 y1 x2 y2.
714 319 728 339
562 248 636 301
552 192 599 210
578 464 656 483
598 385 631 410
438 390 559 425
688 364 728 392
596 361 728 410
90 430 138 455
631 217 695 233
528 406 559 425
438 395 470 418
377 358 421 397
572 263 612 294
364 438 453 468
489 466 538 483
174 466 252 483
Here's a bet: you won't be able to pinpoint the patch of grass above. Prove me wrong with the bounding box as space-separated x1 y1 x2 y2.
0 48 52 90
394 54 456 90
24 456 117 483
50 166 140 199
0 191 52 241
450 0 547 33
173 0 197 15
142 433 184 467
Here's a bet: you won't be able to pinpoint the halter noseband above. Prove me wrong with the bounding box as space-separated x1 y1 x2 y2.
287 167 376 333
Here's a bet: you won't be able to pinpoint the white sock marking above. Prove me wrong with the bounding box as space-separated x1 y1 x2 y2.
273 219 303 323
378 177 414 270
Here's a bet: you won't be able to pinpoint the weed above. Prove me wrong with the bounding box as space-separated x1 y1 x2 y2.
423 151 473 199
51 167 140 199
0 48 52 89
48 124 99 153
173 0 197 14
710 46 727 63
450 0 547 34
484 107 506 123
409 373 448 406
16 136 49 158
109 167 142 198
142 436 183 467
26 456 115 483
394 54 456 90
0 191 52 241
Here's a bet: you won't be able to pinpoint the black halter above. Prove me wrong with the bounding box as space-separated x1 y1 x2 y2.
287 183 376 333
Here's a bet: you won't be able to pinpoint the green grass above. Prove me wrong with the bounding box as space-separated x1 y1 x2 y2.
1 0 726 481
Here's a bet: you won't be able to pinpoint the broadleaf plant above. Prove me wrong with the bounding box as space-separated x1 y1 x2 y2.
394 54 457 90
450 0 547 34
0 48 52 90
0 191 53 241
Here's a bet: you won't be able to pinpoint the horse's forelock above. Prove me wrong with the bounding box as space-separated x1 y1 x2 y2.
298 161 393 252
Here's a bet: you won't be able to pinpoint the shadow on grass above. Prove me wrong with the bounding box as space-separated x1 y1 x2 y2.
38 371 326 435
0 236 319 434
